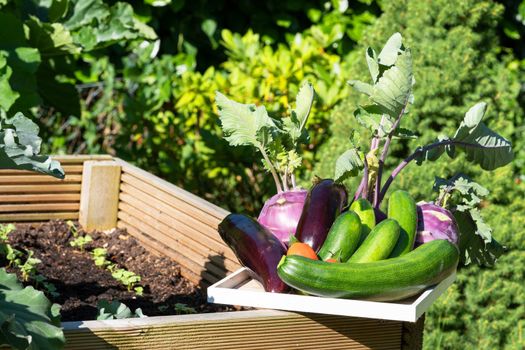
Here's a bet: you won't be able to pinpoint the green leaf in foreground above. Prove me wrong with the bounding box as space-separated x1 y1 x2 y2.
0 112 64 178
334 148 364 182
0 268 65 350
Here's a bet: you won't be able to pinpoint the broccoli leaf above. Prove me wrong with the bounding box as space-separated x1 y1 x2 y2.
334 148 364 182
0 112 64 178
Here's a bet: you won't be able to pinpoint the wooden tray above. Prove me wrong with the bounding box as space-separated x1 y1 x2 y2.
207 267 456 322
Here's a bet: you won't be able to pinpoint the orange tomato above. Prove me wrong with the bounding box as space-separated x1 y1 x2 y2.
325 258 338 263
287 242 318 260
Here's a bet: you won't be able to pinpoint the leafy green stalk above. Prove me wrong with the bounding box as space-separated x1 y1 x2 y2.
216 81 314 193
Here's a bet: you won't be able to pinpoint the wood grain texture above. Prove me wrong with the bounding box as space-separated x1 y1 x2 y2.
0 212 79 221
61 310 403 350
0 203 80 212
0 194 81 203
79 161 121 231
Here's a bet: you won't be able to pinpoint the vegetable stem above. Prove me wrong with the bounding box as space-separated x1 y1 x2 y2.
361 157 369 200
291 174 297 189
259 147 284 193
375 103 408 208
378 139 485 203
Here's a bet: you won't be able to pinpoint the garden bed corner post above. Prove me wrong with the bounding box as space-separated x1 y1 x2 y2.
79 160 121 231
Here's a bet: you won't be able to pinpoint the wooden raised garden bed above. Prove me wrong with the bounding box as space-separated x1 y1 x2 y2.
0 155 424 350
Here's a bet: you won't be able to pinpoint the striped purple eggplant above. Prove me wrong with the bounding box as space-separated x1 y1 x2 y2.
218 213 289 293
295 179 348 252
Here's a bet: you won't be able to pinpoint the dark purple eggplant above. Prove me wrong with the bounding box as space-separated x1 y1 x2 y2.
296 179 348 252
218 213 289 293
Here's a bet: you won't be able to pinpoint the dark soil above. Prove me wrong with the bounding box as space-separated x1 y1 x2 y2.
4 220 235 321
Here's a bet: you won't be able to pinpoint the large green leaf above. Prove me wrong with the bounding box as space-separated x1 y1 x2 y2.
349 33 414 118
292 81 314 131
26 17 79 56
0 113 64 178
0 54 20 111
334 148 364 182
450 102 514 170
215 91 278 149
0 269 65 350
64 0 156 50
416 103 513 170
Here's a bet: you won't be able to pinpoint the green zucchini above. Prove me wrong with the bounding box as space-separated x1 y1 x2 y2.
318 211 362 262
388 190 417 257
347 219 399 263
277 239 459 301
350 198 376 244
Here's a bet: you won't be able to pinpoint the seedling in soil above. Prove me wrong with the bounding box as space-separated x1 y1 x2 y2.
67 220 93 251
111 268 142 293
0 223 15 241
96 300 147 320
17 250 41 282
0 224 21 267
91 248 110 267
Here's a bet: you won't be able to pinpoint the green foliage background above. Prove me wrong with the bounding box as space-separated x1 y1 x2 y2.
0 0 524 349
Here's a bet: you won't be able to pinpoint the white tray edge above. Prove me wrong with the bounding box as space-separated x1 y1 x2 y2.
207 268 456 323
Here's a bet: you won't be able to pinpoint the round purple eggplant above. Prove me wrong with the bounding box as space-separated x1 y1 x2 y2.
295 179 348 252
218 213 289 293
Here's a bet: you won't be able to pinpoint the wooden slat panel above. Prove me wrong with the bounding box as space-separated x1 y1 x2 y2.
120 174 222 228
0 212 78 222
0 194 81 203
0 203 80 212
52 155 113 163
118 191 237 262
0 175 82 184
118 203 239 275
116 158 228 219
61 310 403 350
119 182 225 246
117 220 208 285
0 184 81 193
116 208 239 278
0 165 84 175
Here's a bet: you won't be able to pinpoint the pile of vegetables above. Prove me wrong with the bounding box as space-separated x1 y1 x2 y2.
215 33 513 301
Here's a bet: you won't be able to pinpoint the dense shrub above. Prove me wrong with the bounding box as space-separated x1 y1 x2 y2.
313 0 524 348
